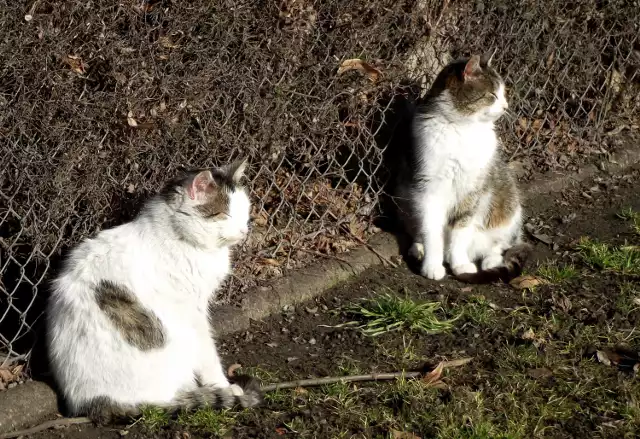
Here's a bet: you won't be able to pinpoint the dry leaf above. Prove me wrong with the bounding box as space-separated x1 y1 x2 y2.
158 36 180 49
294 387 308 395
522 328 536 340
392 430 422 439
460 286 473 293
531 119 544 131
422 362 444 386
227 363 242 377
261 258 280 266
0 369 13 383
11 364 24 376
275 427 287 436
442 357 473 368
527 367 553 379
545 51 554 69
65 54 87 74
518 117 529 131
127 111 138 127
337 58 381 82
510 275 545 290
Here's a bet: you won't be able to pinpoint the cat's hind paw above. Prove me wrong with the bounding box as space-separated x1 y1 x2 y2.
230 374 262 408
481 255 504 271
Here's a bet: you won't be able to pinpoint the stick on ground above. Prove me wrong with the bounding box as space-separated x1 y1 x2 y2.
1 367 439 438
0 417 92 439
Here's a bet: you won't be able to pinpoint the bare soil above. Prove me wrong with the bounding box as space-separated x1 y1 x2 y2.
18 168 640 438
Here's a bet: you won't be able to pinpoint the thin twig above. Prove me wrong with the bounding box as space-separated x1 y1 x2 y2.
261 371 422 392
295 248 354 269
0 368 440 438
341 225 398 268
432 0 450 33
0 417 91 439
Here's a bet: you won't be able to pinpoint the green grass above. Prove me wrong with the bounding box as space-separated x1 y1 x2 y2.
176 407 236 436
617 207 640 235
616 281 640 315
536 261 578 283
457 295 496 325
140 406 171 432
343 291 458 336
577 238 640 275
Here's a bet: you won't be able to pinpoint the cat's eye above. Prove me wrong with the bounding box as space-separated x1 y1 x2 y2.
489 92 498 100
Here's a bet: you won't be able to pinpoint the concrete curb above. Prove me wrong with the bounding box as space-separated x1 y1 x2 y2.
0 381 58 435
211 233 399 335
0 142 638 435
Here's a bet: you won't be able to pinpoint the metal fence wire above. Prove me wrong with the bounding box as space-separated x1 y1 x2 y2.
1 0 639 366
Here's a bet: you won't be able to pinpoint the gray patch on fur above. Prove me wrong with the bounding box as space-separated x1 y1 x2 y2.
84 396 141 425
82 376 262 425
95 280 166 351
171 378 262 411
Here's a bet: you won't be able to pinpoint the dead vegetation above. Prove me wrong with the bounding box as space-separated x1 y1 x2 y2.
0 0 639 361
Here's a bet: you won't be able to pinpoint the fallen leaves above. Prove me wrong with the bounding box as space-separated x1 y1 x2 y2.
127 111 138 127
0 363 24 390
522 328 545 347
527 367 553 379
421 357 473 389
337 59 381 82
64 54 87 74
595 348 640 373
510 275 547 290
422 362 444 387
391 429 422 439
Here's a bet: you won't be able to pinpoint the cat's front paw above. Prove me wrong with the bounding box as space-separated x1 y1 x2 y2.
408 242 425 261
421 262 446 280
452 263 477 276
229 374 262 408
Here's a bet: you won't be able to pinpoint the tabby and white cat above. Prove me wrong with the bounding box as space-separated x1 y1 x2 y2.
397 54 530 282
47 159 261 424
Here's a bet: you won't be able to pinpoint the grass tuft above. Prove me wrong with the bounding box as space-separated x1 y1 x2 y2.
617 207 640 235
140 406 170 432
176 407 236 435
536 261 578 283
577 238 640 276
343 291 458 336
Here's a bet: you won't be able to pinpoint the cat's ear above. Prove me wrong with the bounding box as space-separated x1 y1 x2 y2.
481 48 497 67
463 55 482 81
225 157 248 184
187 170 215 200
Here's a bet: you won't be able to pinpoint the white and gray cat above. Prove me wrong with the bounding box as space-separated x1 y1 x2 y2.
397 54 530 282
47 159 261 424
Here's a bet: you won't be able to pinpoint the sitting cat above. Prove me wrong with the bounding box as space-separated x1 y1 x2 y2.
396 54 530 282
47 159 261 424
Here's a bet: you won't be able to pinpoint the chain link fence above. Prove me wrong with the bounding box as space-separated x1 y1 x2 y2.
1 0 638 367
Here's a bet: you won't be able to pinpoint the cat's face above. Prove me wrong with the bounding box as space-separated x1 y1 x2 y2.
165 159 251 247
434 54 508 123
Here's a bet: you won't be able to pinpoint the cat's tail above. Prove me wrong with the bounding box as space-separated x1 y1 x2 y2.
455 242 533 284
87 376 262 425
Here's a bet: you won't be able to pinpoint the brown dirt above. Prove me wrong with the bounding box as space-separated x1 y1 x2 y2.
18 168 640 438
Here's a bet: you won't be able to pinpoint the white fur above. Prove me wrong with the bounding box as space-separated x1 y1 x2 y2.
47 180 251 414
405 84 519 280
